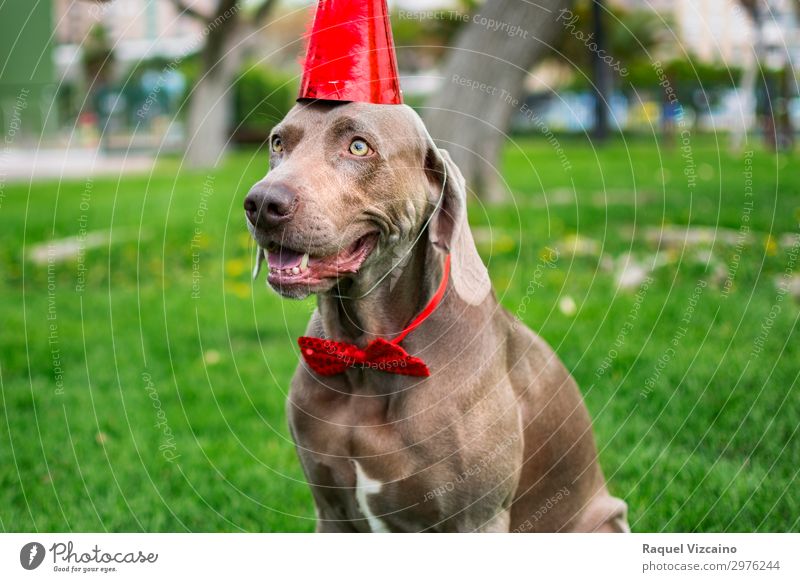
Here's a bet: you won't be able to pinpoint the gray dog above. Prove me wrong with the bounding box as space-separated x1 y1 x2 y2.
245 100 629 533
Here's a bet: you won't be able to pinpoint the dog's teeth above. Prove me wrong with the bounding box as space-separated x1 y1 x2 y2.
300 253 309 271
291 267 300 275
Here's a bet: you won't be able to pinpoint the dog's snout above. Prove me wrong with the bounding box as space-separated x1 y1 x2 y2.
244 183 298 230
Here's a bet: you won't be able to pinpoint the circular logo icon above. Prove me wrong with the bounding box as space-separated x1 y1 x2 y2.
20 542 46 570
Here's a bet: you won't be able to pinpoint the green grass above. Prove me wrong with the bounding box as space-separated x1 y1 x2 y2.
1 134 798 532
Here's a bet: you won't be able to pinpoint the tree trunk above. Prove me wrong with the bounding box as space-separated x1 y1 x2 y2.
731 0 762 152
184 0 279 167
591 0 609 141
185 0 241 167
730 49 757 152
186 66 237 167
422 0 573 202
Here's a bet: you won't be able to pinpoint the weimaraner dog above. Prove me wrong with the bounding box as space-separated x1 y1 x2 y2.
245 100 629 533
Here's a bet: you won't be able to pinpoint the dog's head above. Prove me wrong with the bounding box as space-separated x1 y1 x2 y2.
245 101 489 304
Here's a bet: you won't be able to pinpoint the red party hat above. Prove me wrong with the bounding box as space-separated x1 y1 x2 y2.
298 0 402 104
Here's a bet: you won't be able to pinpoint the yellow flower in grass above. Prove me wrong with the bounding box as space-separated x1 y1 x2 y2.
225 258 246 277
225 281 251 298
765 235 778 257
492 234 516 255
193 232 210 250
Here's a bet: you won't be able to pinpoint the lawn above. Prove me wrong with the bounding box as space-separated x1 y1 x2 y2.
1 134 798 532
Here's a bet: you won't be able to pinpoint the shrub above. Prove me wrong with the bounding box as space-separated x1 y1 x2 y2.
233 64 297 143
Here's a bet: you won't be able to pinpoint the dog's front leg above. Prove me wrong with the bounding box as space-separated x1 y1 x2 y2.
471 510 511 533
313 506 359 533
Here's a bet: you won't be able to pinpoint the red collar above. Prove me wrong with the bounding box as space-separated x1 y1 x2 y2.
298 255 451 377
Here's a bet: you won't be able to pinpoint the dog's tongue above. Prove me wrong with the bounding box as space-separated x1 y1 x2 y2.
268 246 304 269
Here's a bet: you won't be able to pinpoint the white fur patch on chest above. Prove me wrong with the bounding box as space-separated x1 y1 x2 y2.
352 460 391 533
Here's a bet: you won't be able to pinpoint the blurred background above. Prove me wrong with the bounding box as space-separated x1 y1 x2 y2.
2 0 800 178
1 0 798 532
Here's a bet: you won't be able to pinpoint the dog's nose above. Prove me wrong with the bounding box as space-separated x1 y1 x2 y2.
244 183 297 229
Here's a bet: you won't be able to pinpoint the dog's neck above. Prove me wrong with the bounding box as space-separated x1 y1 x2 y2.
317 242 444 345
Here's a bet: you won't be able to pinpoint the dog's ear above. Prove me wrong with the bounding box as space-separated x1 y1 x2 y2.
425 146 491 306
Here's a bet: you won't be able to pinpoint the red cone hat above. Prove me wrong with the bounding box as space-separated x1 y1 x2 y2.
298 0 402 104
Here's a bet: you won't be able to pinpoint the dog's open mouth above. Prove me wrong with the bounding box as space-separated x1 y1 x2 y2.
258 233 378 289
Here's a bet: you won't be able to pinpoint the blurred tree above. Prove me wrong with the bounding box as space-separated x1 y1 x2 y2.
729 0 760 150
736 0 796 151
391 0 477 71
390 9 463 71
232 63 295 143
625 59 742 90
422 0 573 203
82 24 115 84
552 2 668 89
82 24 116 150
87 0 279 166
591 0 609 141
166 0 280 167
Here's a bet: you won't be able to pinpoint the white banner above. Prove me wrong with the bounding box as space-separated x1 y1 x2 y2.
1 533 797 581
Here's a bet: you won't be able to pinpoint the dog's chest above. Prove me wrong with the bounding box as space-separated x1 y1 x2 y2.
288 370 521 532
288 375 461 531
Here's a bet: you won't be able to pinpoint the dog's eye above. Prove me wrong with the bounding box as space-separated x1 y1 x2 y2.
271 137 284 153
349 139 371 157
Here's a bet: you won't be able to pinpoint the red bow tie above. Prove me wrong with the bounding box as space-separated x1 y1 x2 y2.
298 255 451 377
298 336 430 376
